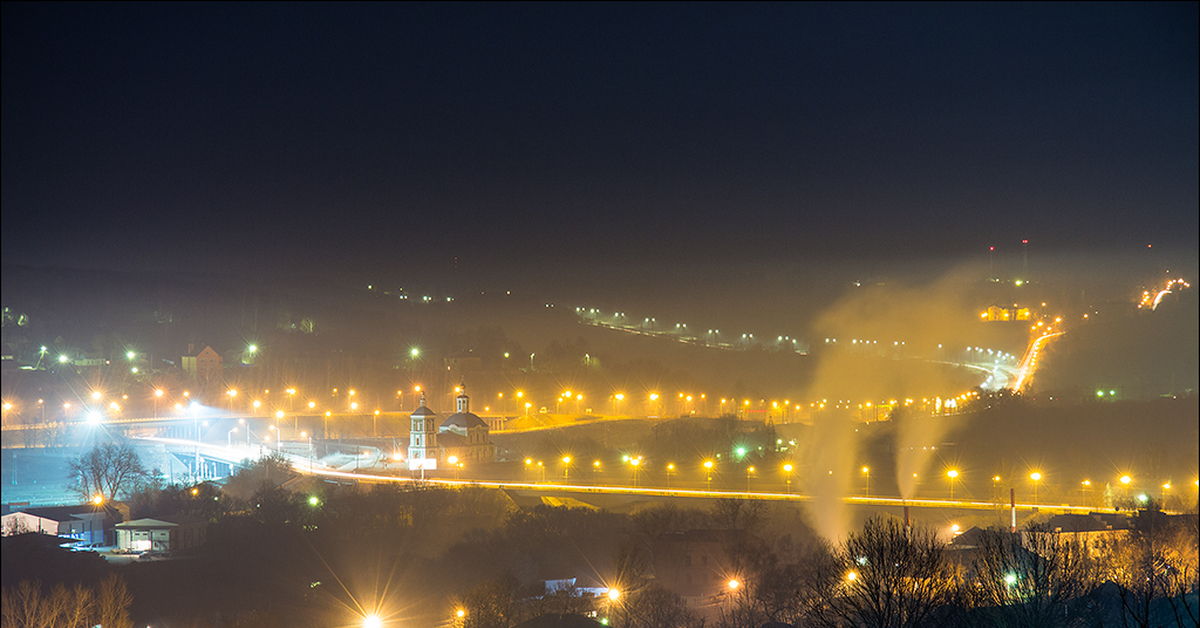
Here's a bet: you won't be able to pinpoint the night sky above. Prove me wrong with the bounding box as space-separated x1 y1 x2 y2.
2 3 1197 280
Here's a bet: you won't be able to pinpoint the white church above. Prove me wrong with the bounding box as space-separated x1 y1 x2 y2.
407 386 496 471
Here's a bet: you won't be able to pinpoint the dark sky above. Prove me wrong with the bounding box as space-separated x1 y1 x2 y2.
2 3 1197 279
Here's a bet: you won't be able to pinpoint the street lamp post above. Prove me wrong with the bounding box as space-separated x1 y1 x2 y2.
1030 472 1042 505
947 470 959 500
862 466 871 497
784 463 794 494
704 460 714 492
227 427 237 448
606 588 621 627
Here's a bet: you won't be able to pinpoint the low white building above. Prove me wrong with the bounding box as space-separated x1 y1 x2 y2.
0 505 110 545
115 515 207 553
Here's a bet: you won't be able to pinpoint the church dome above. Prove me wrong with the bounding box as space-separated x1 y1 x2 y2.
441 386 486 429
442 411 487 429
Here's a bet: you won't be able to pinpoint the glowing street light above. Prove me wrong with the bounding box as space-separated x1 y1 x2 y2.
947 469 959 500
1030 472 1042 504
703 460 714 491
783 463 794 493
862 466 871 497
562 456 572 480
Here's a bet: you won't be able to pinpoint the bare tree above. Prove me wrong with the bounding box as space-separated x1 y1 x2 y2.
1107 506 1199 628
711 499 766 533
60 583 95 628
68 442 150 503
462 573 524 628
2 578 116 628
94 574 133 628
964 525 1102 628
622 585 698 628
811 516 959 628
2 580 44 628
744 535 839 627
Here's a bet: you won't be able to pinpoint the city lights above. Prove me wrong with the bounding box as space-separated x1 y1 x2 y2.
1 8 1195 628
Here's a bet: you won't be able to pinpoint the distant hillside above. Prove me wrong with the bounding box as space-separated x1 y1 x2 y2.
1037 288 1198 399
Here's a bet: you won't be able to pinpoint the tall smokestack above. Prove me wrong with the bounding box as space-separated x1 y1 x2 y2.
1010 488 1017 533
904 504 911 531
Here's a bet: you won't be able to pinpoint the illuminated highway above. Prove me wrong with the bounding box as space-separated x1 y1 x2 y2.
133 436 1097 515
1013 329 1065 392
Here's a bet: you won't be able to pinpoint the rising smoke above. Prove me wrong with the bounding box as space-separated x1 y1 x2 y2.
800 266 1016 535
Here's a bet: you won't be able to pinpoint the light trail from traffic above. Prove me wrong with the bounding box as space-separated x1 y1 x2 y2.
313 467 1099 514
134 436 1099 515
1013 330 1065 392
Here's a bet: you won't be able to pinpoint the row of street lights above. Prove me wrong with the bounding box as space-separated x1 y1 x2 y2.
510 456 1198 503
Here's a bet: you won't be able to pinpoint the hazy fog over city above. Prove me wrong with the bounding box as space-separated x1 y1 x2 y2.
2 4 1197 627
